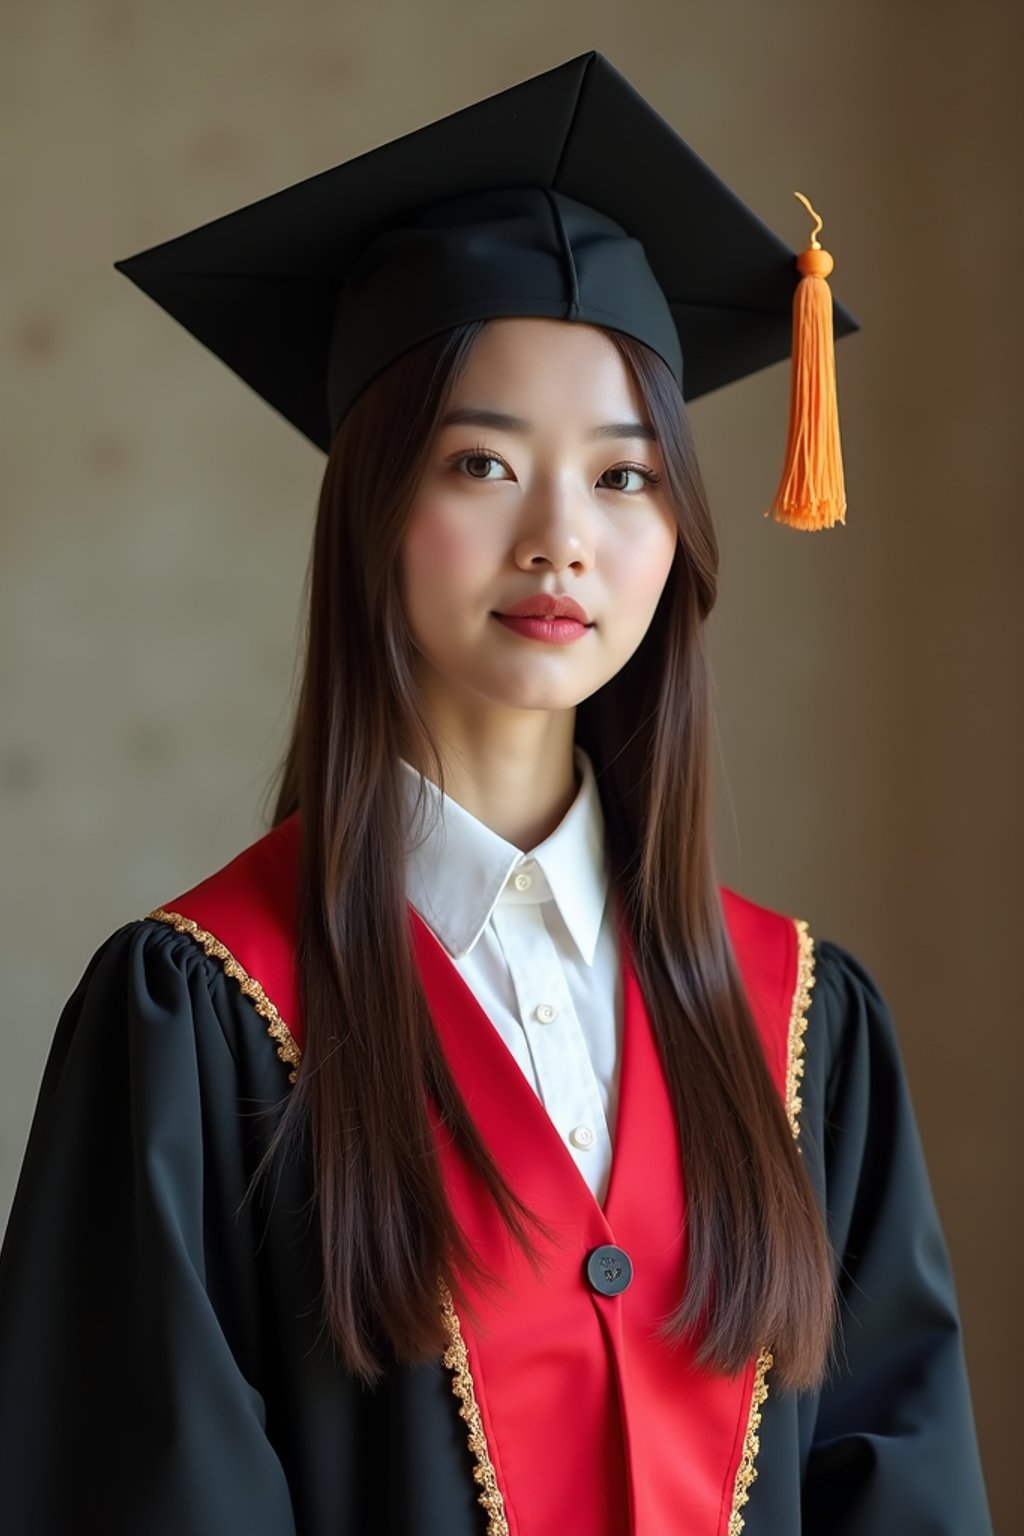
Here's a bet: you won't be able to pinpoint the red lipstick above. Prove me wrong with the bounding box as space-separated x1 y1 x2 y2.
493 592 593 645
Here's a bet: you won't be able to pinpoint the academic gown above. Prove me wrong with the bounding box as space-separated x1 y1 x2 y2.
0 816 992 1535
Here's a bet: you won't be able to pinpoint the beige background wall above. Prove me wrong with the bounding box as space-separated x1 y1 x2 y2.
2 2 1020 1528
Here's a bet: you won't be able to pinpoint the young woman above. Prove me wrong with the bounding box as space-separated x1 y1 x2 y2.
0 51 991 1536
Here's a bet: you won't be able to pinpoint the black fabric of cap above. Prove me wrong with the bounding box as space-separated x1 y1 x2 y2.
113 50 859 454
326 185 681 435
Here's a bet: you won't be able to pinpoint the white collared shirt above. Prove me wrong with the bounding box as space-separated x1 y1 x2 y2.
399 744 622 1202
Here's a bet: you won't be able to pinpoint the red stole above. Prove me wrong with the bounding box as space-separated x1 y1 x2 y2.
152 811 804 1536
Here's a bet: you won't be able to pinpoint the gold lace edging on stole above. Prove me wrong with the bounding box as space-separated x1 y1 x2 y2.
727 1346 774 1536
785 918 815 1141
439 1282 510 1536
144 904 507 1533
146 908 301 1083
727 917 816 1536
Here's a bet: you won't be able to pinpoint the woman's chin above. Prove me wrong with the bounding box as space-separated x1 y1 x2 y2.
474 676 598 713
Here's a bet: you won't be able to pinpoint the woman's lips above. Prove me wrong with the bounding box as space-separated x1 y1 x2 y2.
497 594 591 624
492 593 594 644
492 614 591 644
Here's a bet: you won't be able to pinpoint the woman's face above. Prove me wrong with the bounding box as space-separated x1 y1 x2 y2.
398 318 680 721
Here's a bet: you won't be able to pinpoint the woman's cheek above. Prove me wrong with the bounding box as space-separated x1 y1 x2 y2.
404 502 491 579
612 536 675 614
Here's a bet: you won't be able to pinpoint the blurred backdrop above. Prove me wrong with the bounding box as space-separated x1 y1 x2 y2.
2 1 1020 1527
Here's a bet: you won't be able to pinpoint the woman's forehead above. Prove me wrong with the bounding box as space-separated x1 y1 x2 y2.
447 319 646 418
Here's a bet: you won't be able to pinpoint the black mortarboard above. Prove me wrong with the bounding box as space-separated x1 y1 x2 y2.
114 50 858 525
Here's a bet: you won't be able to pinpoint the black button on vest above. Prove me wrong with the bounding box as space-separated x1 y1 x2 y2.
585 1245 633 1296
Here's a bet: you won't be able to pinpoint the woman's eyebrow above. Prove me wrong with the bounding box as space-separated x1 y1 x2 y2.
439 406 656 442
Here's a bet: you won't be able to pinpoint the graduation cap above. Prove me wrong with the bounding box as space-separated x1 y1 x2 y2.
114 50 859 529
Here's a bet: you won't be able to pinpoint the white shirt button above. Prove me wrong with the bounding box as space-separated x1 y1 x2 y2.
534 1003 558 1024
569 1125 595 1150
512 871 533 891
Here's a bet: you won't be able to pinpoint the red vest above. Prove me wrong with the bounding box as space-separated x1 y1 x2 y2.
150 812 811 1536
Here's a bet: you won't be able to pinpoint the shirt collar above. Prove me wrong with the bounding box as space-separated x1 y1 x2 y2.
399 743 609 965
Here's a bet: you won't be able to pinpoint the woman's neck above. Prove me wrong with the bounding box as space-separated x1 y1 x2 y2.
411 694 580 847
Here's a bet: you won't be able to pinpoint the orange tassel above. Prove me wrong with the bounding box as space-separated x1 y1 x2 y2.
766 193 847 530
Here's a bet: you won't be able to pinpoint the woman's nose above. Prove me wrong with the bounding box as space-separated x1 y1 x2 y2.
513 480 596 572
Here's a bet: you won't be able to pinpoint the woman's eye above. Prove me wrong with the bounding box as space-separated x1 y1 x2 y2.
600 464 660 494
455 452 508 480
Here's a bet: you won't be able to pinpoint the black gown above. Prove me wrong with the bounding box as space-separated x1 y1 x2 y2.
0 916 992 1534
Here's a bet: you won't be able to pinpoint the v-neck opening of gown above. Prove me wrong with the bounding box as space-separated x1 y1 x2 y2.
408 891 638 1229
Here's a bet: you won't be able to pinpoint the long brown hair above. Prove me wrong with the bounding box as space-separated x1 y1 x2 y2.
260 319 834 1391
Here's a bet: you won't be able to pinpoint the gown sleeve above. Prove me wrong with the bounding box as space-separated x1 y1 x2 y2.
0 919 298 1536
801 940 993 1534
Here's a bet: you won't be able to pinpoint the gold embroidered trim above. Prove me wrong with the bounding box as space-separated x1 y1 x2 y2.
785 918 816 1140
146 904 509 1527
439 1281 510 1536
727 1346 773 1536
727 916 816 1535
145 907 302 1084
